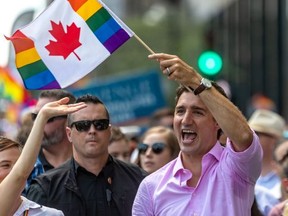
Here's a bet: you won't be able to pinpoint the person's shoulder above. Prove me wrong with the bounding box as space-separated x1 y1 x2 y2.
255 184 279 201
113 157 145 171
19 197 64 215
28 204 64 215
136 163 173 195
145 159 176 182
33 159 72 181
38 205 64 215
113 158 148 177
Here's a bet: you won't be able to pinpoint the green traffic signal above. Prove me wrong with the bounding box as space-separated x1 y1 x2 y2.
198 51 223 76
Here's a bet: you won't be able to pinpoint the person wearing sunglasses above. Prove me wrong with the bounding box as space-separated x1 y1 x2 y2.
22 90 76 196
0 97 86 216
137 126 179 174
132 53 263 216
31 89 76 171
27 94 147 216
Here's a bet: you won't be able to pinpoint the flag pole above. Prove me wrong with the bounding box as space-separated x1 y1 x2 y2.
134 34 155 54
133 33 193 93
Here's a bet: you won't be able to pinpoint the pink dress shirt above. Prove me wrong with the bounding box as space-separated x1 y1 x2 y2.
132 133 262 216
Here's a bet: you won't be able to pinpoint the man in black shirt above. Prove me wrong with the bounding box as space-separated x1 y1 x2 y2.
27 94 147 216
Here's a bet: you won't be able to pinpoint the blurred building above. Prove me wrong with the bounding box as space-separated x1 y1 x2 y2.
205 0 288 119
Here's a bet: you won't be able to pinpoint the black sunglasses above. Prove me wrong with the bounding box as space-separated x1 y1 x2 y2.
70 119 109 132
138 143 166 154
31 113 67 123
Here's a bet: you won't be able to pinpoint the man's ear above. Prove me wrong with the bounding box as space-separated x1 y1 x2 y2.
66 126 72 142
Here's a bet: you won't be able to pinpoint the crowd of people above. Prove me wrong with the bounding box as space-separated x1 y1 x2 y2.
1 53 287 216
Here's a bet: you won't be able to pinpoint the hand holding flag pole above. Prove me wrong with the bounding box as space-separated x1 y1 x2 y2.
133 34 192 93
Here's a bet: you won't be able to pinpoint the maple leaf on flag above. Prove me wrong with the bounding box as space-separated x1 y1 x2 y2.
45 21 82 60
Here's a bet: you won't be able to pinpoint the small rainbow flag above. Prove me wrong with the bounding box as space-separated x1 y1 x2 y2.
7 0 134 90
0 67 25 103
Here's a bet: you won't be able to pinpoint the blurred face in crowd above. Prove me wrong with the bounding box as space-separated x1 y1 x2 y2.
33 97 67 148
255 132 277 158
173 91 219 159
139 132 173 174
67 103 111 162
0 147 20 183
108 139 130 162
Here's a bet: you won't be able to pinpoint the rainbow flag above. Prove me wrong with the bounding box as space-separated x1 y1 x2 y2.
0 67 25 103
7 0 134 90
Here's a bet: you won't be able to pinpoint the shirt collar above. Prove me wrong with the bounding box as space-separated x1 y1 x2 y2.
73 155 113 175
172 141 224 177
19 196 42 211
206 141 225 161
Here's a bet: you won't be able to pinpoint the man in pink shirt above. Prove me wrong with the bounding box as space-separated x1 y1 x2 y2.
132 53 263 216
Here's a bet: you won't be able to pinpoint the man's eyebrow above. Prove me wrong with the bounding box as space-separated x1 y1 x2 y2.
191 105 206 110
176 104 206 110
0 160 12 163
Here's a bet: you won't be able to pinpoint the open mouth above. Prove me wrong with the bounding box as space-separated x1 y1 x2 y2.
182 129 197 143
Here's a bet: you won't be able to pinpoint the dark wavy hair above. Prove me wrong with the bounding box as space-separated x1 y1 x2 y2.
39 89 76 104
175 83 228 139
67 94 110 126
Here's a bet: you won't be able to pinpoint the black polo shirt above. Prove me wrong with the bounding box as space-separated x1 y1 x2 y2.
74 156 120 216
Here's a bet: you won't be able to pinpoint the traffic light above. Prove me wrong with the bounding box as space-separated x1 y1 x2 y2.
197 51 223 76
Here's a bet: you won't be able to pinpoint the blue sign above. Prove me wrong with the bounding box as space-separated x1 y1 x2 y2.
70 70 166 124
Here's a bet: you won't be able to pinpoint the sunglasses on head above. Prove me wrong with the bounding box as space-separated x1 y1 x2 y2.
70 119 109 132
31 113 67 123
138 143 166 154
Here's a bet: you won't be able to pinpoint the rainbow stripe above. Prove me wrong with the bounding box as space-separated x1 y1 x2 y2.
68 0 131 53
0 67 25 103
8 31 61 90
